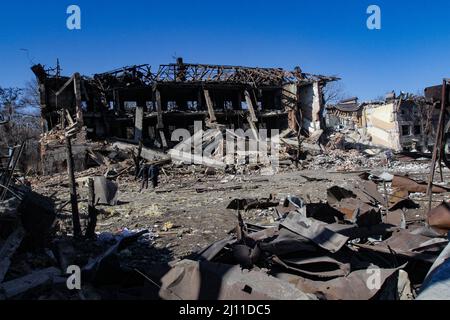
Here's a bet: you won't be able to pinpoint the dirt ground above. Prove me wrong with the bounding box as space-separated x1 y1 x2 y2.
30 158 450 271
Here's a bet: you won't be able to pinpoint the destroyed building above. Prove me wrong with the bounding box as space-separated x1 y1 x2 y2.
325 97 363 130
0 74 449 301
32 59 338 175
326 93 440 152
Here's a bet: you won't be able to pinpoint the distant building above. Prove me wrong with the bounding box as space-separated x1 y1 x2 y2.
32 58 338 174
326 93 440 152
325 97 363 130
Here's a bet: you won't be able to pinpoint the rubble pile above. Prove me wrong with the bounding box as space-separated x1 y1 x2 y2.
1 146 450 300
0 184 170 300
160 175 450 300
2 119 450 300
304 149 385 171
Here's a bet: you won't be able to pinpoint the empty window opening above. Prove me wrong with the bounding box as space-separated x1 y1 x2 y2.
414 125 421 135
146 101 154 112
124 101 137 111
167 101 177 111
401 125 411 136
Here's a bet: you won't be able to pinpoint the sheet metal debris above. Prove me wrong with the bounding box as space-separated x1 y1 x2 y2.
93 176 119 206
427 201 450 234
159 259 317 300
280 212 349 253
158 186 450 300
392 175 449 194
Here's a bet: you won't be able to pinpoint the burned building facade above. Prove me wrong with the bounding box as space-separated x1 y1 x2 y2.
32 59 337 174
326 93 441 152
364 96 438 152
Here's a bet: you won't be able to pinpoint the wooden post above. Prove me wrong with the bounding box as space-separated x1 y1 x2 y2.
73 73 84 126
155 89 164 129
203 89 217 123
0 227 25 283
244 90 258 123
134 106 144 142
65 135 82 238
133 142 143 179
247 116 259 142
427 80 447 211
85 178 97 239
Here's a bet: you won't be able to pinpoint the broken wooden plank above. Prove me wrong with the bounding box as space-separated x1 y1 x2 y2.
195 185 260 193
85 178 97 239
203 89 217 123
280 137 322 152
0 227 25 283
0 267 61 300
247 116 259 141
134 106 144 142
55 74 75 97
87 149 109 166
159 130 168 148
196 185 242 193
170 151 226 169
112 141 169 162
244 90 258 123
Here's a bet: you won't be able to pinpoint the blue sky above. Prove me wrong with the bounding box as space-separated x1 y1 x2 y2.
0 0 449 100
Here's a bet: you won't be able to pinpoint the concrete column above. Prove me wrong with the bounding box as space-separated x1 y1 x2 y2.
281 84 298 131
134 106 144 142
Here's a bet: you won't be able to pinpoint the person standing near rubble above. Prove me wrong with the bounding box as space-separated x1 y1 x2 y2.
138 162 160 191
138 162 150 191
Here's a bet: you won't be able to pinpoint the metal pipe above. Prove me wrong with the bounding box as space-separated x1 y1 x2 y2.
427 79 448 211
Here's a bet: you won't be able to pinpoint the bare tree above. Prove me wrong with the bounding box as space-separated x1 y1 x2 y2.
323 81 347 105
0 85 41 173
0 87 23 116
21 78 40 109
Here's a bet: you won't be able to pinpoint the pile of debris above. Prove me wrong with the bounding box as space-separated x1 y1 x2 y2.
0 184 167 300
0 135 166 299
1 159 449 300
303 149 385 171
0 187 60 299
159 174 450 300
